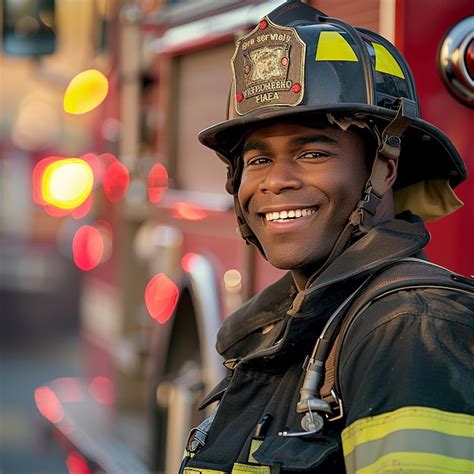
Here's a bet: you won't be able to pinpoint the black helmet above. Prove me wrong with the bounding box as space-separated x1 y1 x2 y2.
199 0 466 229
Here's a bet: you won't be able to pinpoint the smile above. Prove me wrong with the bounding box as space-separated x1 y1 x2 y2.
265 208 317 222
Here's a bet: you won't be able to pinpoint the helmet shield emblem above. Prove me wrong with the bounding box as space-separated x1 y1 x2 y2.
231 17 306 117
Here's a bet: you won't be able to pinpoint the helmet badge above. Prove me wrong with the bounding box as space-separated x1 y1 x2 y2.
231 17 306 116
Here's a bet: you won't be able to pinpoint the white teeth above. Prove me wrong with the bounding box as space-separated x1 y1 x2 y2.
265 208 316 222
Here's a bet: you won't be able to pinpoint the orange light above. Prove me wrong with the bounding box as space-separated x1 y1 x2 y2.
81 153 104 186
66 451 91 474
147 163 169 204
145 273 179 324
34 386 64 424
181 252 199 272
33 156 57 207
64 69 109 115
72 225 104 271
71 194 93 220
89 376 115 405
102 160 129 203
173 202 208 221
41 158 94 210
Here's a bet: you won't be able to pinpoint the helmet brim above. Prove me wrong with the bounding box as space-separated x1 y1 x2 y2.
198 103 466 191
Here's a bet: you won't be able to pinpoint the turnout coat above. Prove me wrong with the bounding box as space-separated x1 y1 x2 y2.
182 214 474 473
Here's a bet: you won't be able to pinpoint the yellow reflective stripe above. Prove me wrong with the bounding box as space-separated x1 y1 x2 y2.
183 468 227 474
342 406 474 473
315 31 358 62
342 406 474 457
372 42 405 78
231 463 270 474
355 452 474 474
248 439 263 463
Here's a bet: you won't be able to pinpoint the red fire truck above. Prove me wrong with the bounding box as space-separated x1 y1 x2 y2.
10 1 471 473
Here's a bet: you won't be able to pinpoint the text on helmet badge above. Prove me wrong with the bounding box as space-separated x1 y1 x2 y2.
231 17 306 116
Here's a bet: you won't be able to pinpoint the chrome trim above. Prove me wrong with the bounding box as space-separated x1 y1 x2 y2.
184 253 226 392
438 16 474 107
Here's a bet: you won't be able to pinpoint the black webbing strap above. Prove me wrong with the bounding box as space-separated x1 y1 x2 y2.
320 258 474 408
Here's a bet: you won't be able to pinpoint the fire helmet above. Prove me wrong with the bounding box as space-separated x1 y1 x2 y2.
198 0 466 249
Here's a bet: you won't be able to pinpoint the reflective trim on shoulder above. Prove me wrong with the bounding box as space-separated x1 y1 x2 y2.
354 452 474 474
183 468 227 474
342 406 474 473
231 463 270 473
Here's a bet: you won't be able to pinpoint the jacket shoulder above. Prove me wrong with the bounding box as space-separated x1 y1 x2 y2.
216 272 297 358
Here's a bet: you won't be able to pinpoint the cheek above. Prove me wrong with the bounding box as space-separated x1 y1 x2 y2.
319 166 367 210
237 175 253 211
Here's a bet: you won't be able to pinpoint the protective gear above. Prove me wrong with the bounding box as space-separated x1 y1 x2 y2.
181 215 474 473
198 0 467 250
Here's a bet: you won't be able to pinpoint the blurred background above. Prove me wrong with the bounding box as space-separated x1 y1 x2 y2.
0 0 472 473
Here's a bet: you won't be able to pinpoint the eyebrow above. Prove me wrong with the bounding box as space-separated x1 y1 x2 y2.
242 134 339 155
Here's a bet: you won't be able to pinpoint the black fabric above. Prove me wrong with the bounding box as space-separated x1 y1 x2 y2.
185 215 474 473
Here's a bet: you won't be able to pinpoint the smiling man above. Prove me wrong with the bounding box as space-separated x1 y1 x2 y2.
180 1 474 473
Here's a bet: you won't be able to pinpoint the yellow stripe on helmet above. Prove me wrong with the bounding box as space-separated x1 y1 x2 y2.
315 31 358 62
372 42 405 78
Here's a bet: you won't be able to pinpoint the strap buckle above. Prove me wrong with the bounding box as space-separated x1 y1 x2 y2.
327 389 344 422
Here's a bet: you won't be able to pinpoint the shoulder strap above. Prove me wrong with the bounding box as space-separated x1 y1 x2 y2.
320 258 474 406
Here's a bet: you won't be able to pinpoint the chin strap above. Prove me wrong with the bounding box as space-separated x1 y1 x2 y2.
349 98 416 233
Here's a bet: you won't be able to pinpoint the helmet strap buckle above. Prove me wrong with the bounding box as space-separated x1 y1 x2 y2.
353 97 415 232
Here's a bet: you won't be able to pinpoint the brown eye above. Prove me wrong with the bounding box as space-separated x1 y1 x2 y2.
245 156 271 167
299 151 330 160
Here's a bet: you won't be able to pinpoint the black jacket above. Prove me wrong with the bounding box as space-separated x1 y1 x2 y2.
183 215 474 473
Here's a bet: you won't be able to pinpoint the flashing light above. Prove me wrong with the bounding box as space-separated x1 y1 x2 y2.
181 252 199 272
72 225 104 271
145 273 179 324
64 69 109 115
89 376 115 405
147 163 169 204
173 202 207 221
38 157 94 210
71 194 93 220
66 451 91 474
34 386 64 424
102 159 129 202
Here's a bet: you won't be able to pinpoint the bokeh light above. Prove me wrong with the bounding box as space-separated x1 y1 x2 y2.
66 451 90 474
64 69 109 115
71 194 93 220
34 386 64 424
89 376 115 405
145 273 179 324
224 269 242 294
172 202 207 221
72 225 104 271
102 158 129 203
181 252 199 272
41 158 94 210
147 163 169 204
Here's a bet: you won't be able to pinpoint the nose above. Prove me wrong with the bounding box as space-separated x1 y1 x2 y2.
259 158 303 194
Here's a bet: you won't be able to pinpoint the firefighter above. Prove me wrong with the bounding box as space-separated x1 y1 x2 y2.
180 1 474 472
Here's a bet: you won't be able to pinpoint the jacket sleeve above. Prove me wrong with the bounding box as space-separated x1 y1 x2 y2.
338 288 474 473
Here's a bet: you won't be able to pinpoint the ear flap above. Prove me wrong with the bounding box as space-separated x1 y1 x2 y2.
394 179 463 222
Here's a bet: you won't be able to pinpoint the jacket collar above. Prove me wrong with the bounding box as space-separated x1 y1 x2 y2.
217 213 429 358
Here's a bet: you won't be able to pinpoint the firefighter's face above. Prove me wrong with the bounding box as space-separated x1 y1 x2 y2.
238 121 369 288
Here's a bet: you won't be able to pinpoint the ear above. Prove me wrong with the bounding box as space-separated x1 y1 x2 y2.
384 157 398 193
